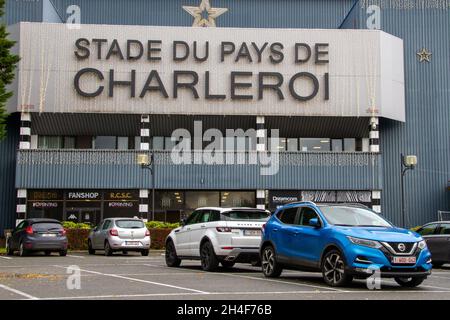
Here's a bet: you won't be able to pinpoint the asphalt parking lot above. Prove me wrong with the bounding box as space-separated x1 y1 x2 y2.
1 251 450 300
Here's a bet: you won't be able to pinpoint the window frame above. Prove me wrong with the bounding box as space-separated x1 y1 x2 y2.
276 207 300 225
298 206 322 227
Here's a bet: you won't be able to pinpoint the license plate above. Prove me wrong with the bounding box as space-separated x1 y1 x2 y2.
244 229 261 236
41 233 57 237
392 256 416 264
125 241 140 246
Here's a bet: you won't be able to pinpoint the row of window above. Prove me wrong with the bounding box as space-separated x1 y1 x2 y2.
36 136 369 152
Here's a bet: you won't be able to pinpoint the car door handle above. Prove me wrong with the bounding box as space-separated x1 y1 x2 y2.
272 228 278 232
201 225 206 228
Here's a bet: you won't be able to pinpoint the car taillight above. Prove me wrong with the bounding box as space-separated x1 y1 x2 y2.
262 224 266 231
25 226 33 235
145 229 150 236
216 227 232 232
109 229 119 236
60 229 67 236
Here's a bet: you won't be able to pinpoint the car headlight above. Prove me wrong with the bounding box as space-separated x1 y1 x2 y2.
418 240 427 250
347 236 382 249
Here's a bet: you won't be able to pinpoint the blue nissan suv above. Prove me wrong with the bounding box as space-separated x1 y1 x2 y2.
260 202 432 287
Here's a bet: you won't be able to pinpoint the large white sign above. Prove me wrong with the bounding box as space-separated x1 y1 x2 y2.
9 22 405 121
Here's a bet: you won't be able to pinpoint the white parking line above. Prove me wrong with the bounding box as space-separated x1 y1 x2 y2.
53 265 209 294
66 255 85 259
157 265 347 292
0 284 38 300
381 280 450 291
37 289 450 300
216 273 349 292
0 256 13 260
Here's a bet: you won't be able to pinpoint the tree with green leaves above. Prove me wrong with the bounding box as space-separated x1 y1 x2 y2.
0 0 20 140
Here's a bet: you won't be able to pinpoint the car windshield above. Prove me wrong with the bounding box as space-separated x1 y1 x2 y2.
115 220 145 229
222 210 269 221
319 207 392 227
32 222 62 232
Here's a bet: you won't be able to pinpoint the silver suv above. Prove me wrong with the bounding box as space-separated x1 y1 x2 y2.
88 218 151 256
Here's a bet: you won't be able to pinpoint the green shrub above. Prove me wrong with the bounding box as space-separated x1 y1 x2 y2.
62 221 92 230
410 226 421 232
146 221 180 229
0 247 5 254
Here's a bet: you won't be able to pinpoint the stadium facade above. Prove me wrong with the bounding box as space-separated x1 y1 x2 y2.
0 0 449 234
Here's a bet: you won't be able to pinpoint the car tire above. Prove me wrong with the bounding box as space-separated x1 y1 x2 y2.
104 241 113 256
200 241 219 271
221 261 235 268
45 251 51 256
6 239 14 256
19 242 28 257
321 249 352 287
59 250 67 257
394 277 425 288
165 240 181 267
141 250 149 256
88 240 95 255
261 245 282 278
432 262 444 268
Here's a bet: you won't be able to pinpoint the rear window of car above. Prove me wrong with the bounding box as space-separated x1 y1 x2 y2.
221 210 269 221
32 222 62 232
115 220 145 229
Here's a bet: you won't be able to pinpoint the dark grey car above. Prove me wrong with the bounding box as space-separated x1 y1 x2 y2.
6 219 68 257
416 221 450 268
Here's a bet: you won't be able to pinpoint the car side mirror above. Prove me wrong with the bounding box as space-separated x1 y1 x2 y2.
93 226 98 232
309 218 321 228
181 218 187 227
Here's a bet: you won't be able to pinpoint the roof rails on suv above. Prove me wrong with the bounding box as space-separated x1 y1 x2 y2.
281 201 370 210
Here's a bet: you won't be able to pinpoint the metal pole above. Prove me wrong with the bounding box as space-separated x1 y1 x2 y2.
151 154 155 221
400 154 406 228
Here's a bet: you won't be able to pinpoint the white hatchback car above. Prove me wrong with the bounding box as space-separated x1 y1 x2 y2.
165 207 270 271
88 218 151 256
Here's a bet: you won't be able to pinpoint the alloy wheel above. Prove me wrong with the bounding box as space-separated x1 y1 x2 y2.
323 253 345 285
262 248 275 275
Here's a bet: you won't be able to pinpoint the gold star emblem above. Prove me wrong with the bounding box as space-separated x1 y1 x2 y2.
183 0 228 27
416 48 432 62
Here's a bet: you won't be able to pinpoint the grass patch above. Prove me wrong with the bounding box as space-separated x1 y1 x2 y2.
0 247 6 255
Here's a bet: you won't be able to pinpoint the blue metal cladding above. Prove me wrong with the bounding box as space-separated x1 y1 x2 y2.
48 0 355 28
3 0 43 25
341 1 450 227
16 151 381 191
0 114 19 235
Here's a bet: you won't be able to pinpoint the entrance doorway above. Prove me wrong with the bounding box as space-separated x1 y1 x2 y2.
65 208 100 226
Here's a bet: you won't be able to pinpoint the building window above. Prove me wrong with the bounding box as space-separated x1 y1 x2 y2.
94 136 116 149
300 138 331 152
343 138 356 152
117 137 129 150
286 138 298 151
38 136 62 149
152 136 164 150
63 137 76 149
186 191 220 210
220 191 256 207
76 136 93 149
331 139 342 152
